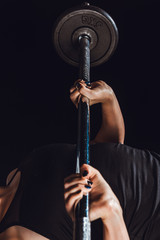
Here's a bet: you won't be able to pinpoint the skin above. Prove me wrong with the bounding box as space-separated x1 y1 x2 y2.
67 80 129 239
0 79 126 239
70 79 125 144
0 169 49 240
0 169 21 224
64 164 130 240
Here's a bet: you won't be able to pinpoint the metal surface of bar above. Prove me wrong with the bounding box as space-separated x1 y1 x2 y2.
76 36 91 172
79 35 90 84
74 35 91 240
53 4 119 240
74 217 91 240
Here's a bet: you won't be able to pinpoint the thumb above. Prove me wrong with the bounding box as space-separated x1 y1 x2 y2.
80 164 98 180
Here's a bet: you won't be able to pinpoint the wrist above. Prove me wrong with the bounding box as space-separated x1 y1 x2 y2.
101 198 123 225
101 88 116 105
102 209 123 227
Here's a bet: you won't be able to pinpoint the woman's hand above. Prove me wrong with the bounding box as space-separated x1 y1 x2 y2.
64 169 92 221
64 164 122 223
70 79 125 144
70 80 113 108
64 164 130 239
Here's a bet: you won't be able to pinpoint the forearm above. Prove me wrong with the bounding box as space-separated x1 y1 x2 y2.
102 210 129 240
93 92 125 144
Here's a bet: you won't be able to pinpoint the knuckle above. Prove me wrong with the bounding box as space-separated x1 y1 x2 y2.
64 182 69 189
96 80 103 85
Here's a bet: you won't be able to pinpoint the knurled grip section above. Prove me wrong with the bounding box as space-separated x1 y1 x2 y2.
75 34 91 240
73 217 91 240
79 36 90 84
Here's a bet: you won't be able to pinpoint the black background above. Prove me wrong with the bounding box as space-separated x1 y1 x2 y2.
0 0 160 184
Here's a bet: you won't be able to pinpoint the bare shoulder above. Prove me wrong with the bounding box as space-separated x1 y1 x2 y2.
6 168 19 185
0 226 49 240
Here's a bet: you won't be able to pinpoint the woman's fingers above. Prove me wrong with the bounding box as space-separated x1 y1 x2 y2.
64 174 90 190
70 79 114 107
70 79 85 94
80 164 100 180
70 88 80 106
65 189 83 218
64 164 122 223
64 182 92 220
70 80 92 107
70 80 100 107
64 183 92 200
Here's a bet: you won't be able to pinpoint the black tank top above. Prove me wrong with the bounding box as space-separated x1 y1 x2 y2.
0 143 160 240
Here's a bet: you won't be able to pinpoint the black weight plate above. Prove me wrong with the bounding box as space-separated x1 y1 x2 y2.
53 4 118 67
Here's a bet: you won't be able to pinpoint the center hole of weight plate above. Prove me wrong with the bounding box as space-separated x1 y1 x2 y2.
72 27 98 50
